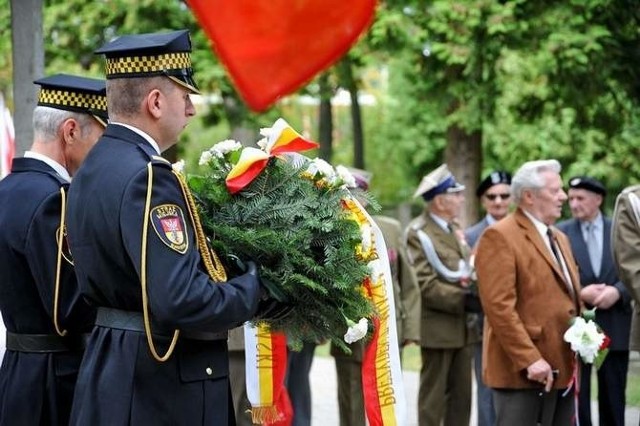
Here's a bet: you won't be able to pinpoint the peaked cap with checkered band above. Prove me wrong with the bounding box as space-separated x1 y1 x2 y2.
95 29 200 94
35 74 108 127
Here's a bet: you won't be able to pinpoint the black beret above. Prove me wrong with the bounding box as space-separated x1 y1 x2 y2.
568 176 606 196
476 170 512 197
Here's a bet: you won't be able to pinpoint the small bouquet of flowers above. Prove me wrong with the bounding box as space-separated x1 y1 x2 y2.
563 308 610 369
186 118 376 351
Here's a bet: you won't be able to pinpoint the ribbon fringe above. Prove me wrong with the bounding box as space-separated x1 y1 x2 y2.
251 405 281 425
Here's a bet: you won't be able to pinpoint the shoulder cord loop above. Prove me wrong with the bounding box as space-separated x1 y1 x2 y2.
142 163 180 362
53 187 68 337
172 169 227 282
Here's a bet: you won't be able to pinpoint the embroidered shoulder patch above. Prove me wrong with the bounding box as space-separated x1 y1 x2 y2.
150 204 189 254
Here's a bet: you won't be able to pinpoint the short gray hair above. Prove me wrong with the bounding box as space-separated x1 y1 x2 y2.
511 159 562 204
33 106 93 141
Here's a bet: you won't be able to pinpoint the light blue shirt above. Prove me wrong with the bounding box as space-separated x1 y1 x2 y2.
429 213 451 233
580 211 603 248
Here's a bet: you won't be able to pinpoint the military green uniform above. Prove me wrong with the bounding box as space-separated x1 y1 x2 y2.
331 215 420 426
405 211 479 426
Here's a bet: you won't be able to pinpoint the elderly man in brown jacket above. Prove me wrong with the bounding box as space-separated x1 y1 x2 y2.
475 159 582 426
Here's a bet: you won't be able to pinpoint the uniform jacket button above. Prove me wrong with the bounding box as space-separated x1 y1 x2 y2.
206 367 213 376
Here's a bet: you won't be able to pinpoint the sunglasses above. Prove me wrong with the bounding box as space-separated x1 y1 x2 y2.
485 193 511 201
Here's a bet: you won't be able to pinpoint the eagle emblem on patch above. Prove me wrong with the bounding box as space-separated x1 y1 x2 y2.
55 225 74 265
150 204 189 254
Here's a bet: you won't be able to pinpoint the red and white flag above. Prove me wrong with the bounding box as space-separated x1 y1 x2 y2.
0 93 15 179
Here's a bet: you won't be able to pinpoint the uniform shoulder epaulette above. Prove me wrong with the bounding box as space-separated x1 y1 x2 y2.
136 143 171 168
409 215 427 231
621 184 640 195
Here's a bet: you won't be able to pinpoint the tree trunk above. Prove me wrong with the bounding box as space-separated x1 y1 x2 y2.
11 0 43 155
445 125 482 228
341 58 364 169
318 73 333 161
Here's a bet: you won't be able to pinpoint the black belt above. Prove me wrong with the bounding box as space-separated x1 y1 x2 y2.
95 307 228 341
6 331 89 353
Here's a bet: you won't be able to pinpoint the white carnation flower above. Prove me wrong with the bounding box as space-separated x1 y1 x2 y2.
344 317 368 344
336 165 357 188
211 139 242 157
172 159 185 173
307 158 335 180
198 150 213 166
563 317 605 364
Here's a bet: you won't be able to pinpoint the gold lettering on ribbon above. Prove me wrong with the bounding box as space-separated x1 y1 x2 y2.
370 274 397 409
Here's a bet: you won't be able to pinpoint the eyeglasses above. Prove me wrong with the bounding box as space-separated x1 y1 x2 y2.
485 193 511 201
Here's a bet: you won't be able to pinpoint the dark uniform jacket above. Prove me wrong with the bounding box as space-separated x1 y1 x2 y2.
0 158 95 426
66 124 262 425
556 216 631 351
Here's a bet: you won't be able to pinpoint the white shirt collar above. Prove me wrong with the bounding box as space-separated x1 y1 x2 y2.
429 213 451 233
111 122 161 154
581 211 603 231
522 208 550 240
24 151 71 182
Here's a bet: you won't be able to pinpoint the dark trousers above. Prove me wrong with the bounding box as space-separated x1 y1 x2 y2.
474 341 495 426
285 342 316 426
418 346 472 426
493 388 574 426
579 350 628 426
335 356 366 426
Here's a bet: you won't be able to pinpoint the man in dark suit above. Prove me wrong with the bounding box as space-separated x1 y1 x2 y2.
465 170 512 426
405 164 479 426
476 159 582 426
0 74 107 426
65 30 282 425
557 176 631 426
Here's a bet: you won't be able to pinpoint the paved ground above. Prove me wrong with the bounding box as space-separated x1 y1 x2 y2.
309 355 640 425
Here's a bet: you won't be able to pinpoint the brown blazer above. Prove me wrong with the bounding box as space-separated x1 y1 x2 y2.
475 208 582 389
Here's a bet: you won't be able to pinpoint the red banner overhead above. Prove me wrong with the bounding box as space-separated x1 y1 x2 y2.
188 0 377 111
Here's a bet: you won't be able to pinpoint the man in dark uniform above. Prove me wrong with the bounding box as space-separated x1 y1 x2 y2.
464 170 511 426
66 30 274 425
557 176 631 426
0 74 107 426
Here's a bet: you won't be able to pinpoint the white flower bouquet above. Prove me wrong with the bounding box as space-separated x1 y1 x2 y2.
563 308 610 368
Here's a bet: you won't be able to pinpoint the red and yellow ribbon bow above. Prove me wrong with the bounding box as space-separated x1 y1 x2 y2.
225 119 318 194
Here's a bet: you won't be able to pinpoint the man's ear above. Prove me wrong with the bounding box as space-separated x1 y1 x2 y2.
61 118 79 146
146 89 163 119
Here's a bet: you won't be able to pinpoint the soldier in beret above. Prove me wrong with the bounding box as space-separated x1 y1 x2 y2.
65 30 284 425
0 74 107 425
464 170 512 426
558 176 631 426
404 164 479 426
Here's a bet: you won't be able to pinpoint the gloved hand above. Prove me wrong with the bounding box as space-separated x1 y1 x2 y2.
254 296 295 322
463 291 482 313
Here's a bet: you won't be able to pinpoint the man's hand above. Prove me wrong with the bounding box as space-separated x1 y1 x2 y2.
580 283 606 305
593 286 620 309
526 359 555 392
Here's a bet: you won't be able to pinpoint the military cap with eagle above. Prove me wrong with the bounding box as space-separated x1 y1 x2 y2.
95 29 200 94
34 74 108 127
414 164 465 201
